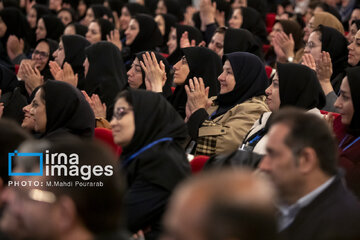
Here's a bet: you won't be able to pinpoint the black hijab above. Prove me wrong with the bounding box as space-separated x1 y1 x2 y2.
85 41 127 120
0 7 32 57
346 67 360 134
90 4 115 23
42 81 95 139
32 4 52 25
277 63 326 110
215 52 268 119
159 13 177 52
124 3 149 16
96 18 115 40
167 24 203 66
36 38 59 80
0 63 18 94
73 23 88 36
239 7 268 44
223 28 263 60
318 25 348 85
135 51 173 98
121 88 187 157
163 0 184 22
171 47 222 118
41 15 65 42
62 34 91 87
128 14 163 54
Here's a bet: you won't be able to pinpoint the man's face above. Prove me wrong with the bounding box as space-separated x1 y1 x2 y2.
258 124 304 204
161 189 207 240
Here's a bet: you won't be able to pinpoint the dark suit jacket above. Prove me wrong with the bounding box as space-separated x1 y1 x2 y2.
280 176 360 240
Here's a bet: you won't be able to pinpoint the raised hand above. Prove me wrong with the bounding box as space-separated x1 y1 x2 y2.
185 77 210 115
7 35 24 61
22 62 44 94
82 91 107 119
315 51 334 95
107 29 122 51
61 62 78 87
49 60 63 80
301 53 316 71
275 32 295 60
139 52 166 93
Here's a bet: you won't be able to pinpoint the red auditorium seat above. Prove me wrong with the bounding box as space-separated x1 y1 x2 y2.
190 155 210 173
94 128 122 157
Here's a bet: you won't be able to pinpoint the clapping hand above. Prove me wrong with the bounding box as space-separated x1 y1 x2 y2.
139 52 166 93
22 62 44 94
107 29 122 51
82 91 107 119
185 77 210 119
301 53 316 71
49 60 63 80
50 61 78 87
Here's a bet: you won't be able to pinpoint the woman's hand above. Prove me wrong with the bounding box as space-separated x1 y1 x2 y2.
107 29 122 51
82 91 107 119
316 51 333 95
185 77 210 115
275 32 295 60
49 61 63 80
22 62 44 94
140 52 166 93
6 35 24 61
61 62 78 87
301 53 316 71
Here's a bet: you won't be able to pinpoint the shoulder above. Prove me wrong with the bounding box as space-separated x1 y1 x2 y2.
230 96 269 114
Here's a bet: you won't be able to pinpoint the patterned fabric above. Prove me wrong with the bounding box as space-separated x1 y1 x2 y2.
195 120 218 156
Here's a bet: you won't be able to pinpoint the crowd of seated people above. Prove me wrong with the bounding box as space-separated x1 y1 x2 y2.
0 0 360 239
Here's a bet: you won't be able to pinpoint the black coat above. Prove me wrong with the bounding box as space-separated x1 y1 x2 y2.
280 176 360 240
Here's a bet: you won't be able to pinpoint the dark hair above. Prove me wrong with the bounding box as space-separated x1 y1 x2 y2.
204 204 277 240
0 119 32 184
115 90 133 107
16 139 125 234
57 7 76 23
215 26 227 35
269 107 338 176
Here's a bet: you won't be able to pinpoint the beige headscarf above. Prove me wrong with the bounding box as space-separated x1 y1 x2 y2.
313 12 344 34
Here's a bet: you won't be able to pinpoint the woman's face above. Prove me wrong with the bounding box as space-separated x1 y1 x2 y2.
347 22 359 43
155 15 165 36
217 60 236 94
347 30 360 66
27 8 37 29
119 6 131 31
304 31 322 61
64 24 76 35
167 27 177 55
58 10 72 26
156 0 167 15
78 0 87 17
173 56 190 85
228 9 243 29
83 8 95 26
303 16 315 42
0 17 7 38
110 97 135 147
83 57 89 77
127 58 143 88
265 72 281 112
32 41 50 71
125 19 140 45
53 40 65 66
334 77 354 125
21 103 36 131
86 22 102 44
30 89 47 133
208 32 224 57
36 18 47 41
269 22 283 45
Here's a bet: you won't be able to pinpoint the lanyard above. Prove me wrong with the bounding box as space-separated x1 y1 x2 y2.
122 137 173 167
338 135 360 152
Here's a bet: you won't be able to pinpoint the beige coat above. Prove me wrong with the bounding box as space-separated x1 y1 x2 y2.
195 95 270 156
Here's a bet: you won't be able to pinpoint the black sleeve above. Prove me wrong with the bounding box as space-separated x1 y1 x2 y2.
124 179 169 233
187 108 209 139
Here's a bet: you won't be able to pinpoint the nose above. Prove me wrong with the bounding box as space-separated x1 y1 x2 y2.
217 71 225 81
53 49 58 58
265 84 272 96
23 104 30 113
348 42 354 50
173 60 181 71
334 97 341 109
258 155 271 172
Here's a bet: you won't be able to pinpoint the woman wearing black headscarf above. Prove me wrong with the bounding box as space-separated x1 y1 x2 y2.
155 0 184 22
170 47 222 119
334 66 360 199
128 51 173 98
29 80 95 140
186 52 269 156
36 15 65 42
64 22 88 36
346 19 360 43
0 7 32 67
166 24 203 66
154 13 177 53
27 4 52 46
53 34 91 89
223 28 263 60
119 3 149 33
83 4 115 26
242 63 326 155
110 89 190 240
85 18 114 44
84 41 127 120
304 25 348 94
123 14 163 69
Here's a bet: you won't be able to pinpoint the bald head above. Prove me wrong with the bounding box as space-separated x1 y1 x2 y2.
162 169 277 240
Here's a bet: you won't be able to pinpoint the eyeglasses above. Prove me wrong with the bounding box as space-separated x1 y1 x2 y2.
305 41 318 49
112 107 133 120
32 50 49 59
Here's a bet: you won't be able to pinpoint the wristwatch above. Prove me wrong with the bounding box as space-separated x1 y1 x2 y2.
287 56 294 63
